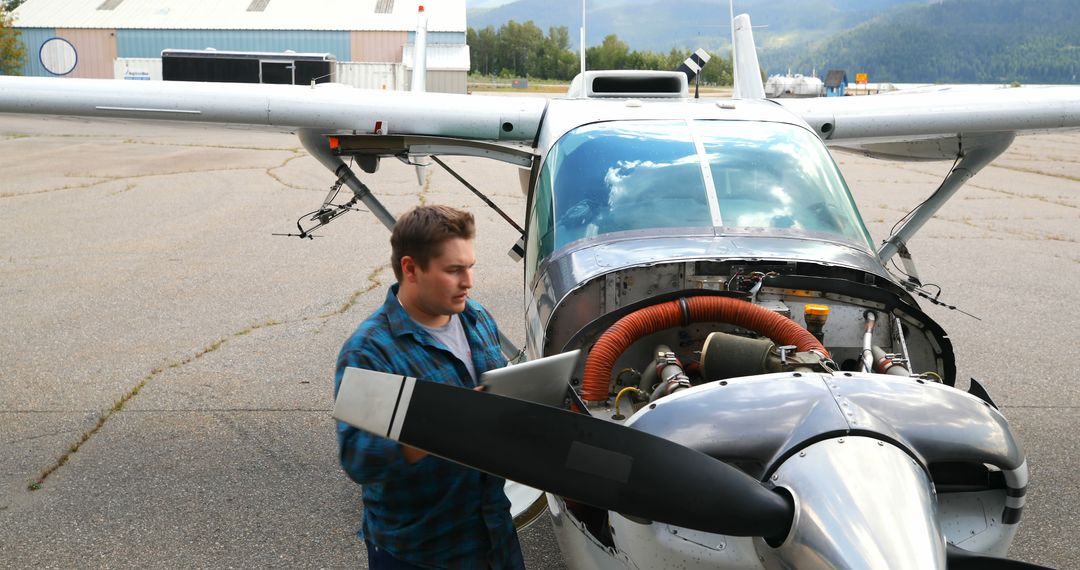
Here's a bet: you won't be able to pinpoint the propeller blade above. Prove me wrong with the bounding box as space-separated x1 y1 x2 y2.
334 368 793 538
946 544 1052 569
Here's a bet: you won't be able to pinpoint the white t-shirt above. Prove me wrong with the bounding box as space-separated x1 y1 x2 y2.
419 313 477 384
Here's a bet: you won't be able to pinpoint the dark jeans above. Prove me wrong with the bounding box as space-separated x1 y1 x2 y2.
365 532 526 570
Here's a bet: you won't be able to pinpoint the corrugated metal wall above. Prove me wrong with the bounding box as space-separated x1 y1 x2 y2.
115 29 351 59
15 28 56 77
350 31 406 63
55 28 117 78
15 28 458 79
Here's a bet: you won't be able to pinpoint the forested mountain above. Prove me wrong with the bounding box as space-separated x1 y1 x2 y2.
467 0 1080 84
792 0 1080 83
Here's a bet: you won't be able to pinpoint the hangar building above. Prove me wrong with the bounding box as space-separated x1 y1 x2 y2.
9 0 469 93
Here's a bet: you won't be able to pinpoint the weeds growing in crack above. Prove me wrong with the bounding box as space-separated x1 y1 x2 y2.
317 265 386 319
28 318 282 491
418 170 433 205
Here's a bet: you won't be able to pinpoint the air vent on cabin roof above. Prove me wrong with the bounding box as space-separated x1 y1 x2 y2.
578 70 688 98
97 0 125 10
247 0 271 11
375 0 394 13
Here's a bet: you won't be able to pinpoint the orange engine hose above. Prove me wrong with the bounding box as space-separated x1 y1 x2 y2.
580 296 830 401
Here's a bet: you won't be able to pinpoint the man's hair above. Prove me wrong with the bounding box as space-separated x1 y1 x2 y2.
391 205 476 281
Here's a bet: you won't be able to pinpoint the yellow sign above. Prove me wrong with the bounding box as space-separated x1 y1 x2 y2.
855 73 868 84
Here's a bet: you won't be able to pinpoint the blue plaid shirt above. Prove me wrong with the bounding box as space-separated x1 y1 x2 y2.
334 284 514 569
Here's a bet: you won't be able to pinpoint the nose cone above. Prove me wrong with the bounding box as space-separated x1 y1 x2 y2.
757 437 946 570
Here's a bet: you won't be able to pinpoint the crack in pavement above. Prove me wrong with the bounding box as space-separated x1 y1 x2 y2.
5 429 81 445
928 214 1077 242
107 183 139 197
264 153 327 193
1 138 302 199
121 139 302 153
0 166 282 200
418 169 433 206
27 264 387 491
992 163 1080 184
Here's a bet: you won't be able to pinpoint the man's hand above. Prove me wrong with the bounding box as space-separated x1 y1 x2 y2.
401 445 427 464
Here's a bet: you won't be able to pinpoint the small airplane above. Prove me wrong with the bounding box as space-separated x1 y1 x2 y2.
2 7 1078 569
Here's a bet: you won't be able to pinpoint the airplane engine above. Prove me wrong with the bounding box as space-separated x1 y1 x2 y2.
539 262 1025 568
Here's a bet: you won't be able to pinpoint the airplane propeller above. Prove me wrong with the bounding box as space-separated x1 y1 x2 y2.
334 369 794 539
336 369 1054 568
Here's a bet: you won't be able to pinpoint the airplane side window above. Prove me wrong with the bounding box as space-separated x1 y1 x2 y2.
526 160 556 284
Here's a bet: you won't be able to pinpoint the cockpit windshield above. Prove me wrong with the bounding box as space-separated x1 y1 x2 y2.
526 119 872 274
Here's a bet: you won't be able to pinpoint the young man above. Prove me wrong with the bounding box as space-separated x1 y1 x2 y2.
334 205 525 569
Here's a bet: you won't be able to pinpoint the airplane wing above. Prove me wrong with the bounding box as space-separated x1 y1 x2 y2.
775 85 1080 160
0 76 547 143
6 76 1080 161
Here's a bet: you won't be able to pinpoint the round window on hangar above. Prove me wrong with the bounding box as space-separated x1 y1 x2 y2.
40 37 78 76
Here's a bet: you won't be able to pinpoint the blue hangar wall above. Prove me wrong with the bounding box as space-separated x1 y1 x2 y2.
14 28 465 78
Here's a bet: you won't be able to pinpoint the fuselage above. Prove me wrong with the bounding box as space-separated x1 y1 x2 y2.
522 95 1025 569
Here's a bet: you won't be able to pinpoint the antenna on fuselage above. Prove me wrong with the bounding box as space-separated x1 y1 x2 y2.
410 5 429 186
729 0 737 95
579 0 587 76
411 5 428 93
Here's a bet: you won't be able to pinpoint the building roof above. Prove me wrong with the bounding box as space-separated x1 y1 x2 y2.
11 0 464 32
824 69 847 88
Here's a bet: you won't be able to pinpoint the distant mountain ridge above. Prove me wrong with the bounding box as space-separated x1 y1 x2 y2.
467 0 924 58
468 0 1080 84
793 0 1080 83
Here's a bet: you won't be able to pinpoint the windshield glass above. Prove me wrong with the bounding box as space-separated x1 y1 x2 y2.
528 119 871 270
542 121 712 250
699 121 870 244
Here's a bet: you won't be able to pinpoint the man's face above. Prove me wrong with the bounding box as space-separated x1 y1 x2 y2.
402 237 475 324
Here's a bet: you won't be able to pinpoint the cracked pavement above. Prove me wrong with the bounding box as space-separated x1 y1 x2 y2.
1 113 1077 568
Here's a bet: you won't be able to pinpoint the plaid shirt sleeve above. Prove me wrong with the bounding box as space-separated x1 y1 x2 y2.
334 342 411 485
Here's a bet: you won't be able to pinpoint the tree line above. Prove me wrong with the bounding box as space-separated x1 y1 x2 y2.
468 20 733 85
1 1 26 75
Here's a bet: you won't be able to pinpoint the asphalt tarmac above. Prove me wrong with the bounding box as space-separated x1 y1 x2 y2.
1 112 1077 569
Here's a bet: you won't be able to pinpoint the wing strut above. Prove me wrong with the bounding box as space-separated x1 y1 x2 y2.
430 155 524 235
878 132 1014 263
298 129 524 361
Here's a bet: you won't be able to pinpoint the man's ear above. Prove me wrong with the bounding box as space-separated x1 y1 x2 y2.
400 256 418 282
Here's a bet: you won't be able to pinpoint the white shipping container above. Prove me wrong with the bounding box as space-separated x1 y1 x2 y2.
114 58 163 81
334 62 406 90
